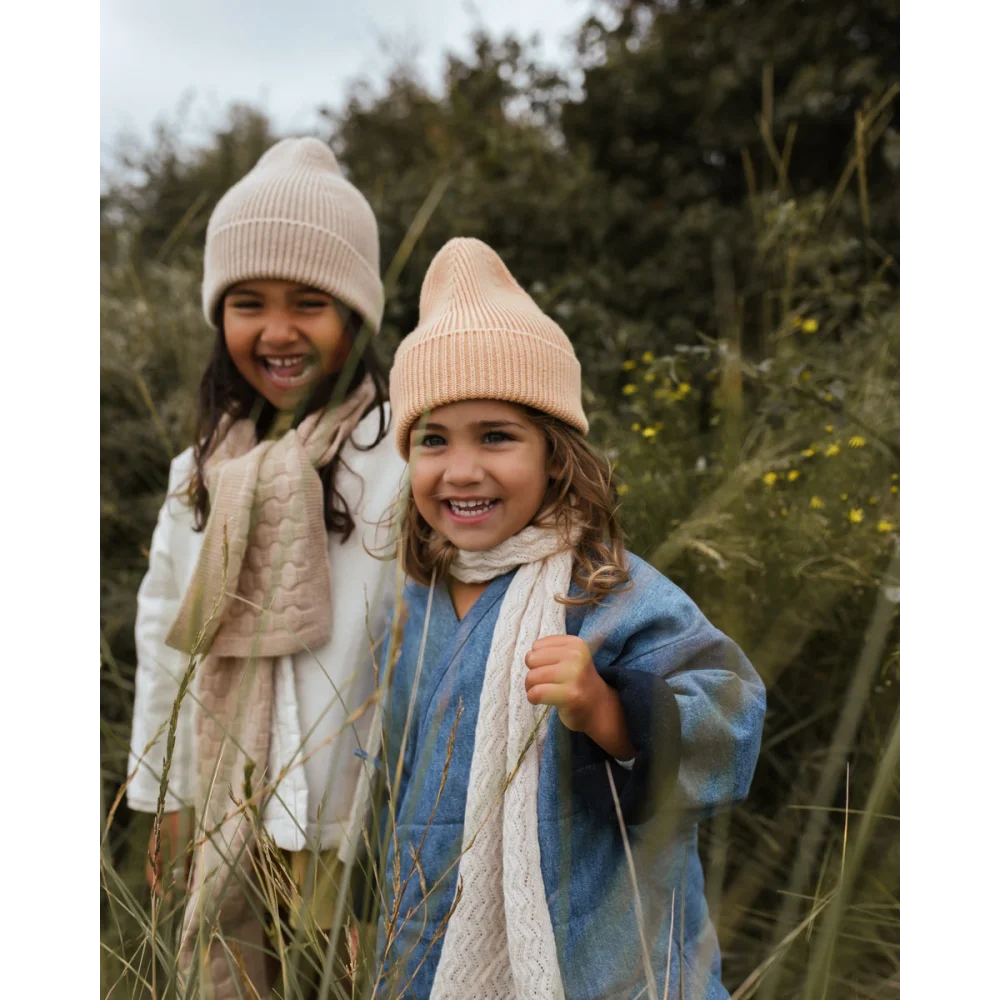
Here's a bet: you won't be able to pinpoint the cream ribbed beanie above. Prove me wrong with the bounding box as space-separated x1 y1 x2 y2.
390 238 588 456
202 137 384 330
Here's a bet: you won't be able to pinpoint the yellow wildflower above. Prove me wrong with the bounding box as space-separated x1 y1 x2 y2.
787 470 801 482
849 508 864 524
801 447 816 458
891 485 898 494
841 493 848 501
762 472 778 487
677 382 691 396
780 507 789 517
622 360 637 371
644 372 656 382
891 473 899 481
623 383 638 395
825 443 841 457
877 519 894 533
641 351 655 363
642 426 657 439
802 318 819 333
617 483 630 496
800 370 812 380
824 393 833 402
810 496 824 509
849 435 866 448
825 424 834 433
869 496 879 505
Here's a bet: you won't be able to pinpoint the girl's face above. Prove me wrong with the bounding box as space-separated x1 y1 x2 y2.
222 279 351 410
409 400 551 552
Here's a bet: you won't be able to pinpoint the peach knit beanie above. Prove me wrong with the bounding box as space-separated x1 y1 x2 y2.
390 238 588 456
201 137 383 330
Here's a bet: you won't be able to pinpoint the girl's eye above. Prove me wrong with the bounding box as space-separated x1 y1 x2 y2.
418 433 446 448
231 299 261 311
298 299 329 310
483 430 512 444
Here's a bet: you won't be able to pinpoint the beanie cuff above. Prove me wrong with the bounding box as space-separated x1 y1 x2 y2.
391 327 588 456
202 219 384 330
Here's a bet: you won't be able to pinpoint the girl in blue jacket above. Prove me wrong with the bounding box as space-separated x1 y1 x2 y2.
374 237 766 1000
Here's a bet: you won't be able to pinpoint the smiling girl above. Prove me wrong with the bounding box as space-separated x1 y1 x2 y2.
126 137 405 997
376 238 766 999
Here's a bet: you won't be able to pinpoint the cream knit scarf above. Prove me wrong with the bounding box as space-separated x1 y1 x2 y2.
430 524 574 1000
164 378 375 1000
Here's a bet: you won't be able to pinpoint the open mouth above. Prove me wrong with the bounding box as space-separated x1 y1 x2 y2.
257 354 318 390
443 498 500 522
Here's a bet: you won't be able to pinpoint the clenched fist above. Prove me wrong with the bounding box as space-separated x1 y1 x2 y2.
524 635 636 760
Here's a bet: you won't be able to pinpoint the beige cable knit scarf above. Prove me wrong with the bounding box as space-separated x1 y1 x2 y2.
164 377 375 1000
430 524 575 1000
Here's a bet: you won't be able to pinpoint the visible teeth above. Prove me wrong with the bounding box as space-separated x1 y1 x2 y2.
447 499 497 518
265 356 305 369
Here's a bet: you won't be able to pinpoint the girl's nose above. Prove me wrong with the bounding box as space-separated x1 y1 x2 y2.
442 451 485 486
257 312 299 348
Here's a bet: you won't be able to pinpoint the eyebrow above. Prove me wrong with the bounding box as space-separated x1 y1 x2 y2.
226 285 328 297
418 419 524 432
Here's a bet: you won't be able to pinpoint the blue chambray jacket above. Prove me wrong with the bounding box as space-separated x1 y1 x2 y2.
375 553 766 1000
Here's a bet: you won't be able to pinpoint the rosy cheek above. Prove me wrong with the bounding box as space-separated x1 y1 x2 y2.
409 471 436 512
223 324 254 357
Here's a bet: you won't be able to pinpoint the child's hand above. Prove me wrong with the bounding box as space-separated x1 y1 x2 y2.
524 635 636 760
524 635 605 732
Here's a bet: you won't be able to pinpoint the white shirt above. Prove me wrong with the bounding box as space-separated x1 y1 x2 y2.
127 404 406 855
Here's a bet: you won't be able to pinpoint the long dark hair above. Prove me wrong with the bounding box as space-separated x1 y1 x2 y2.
188 307 390 542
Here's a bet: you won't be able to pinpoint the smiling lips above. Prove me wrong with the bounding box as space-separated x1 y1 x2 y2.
257 354 317 389
443 497 500 523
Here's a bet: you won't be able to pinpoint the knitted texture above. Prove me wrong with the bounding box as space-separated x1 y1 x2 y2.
202 137 384 331
165 379 375 999
390 238 587 456
179 654 273 1000
430 525 570 1000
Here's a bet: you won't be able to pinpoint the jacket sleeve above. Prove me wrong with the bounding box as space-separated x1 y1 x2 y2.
126 452 197 813
575 559 766 826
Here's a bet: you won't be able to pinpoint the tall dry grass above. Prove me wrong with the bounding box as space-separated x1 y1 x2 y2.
100 92 898 999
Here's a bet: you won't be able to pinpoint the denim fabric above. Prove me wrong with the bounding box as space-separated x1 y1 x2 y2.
375 553 766 1000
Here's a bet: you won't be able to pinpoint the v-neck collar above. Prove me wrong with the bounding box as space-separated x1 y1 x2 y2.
438 569 515 635
419 570 516 728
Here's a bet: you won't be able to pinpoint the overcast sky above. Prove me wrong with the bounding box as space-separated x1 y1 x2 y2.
101 0 594 158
